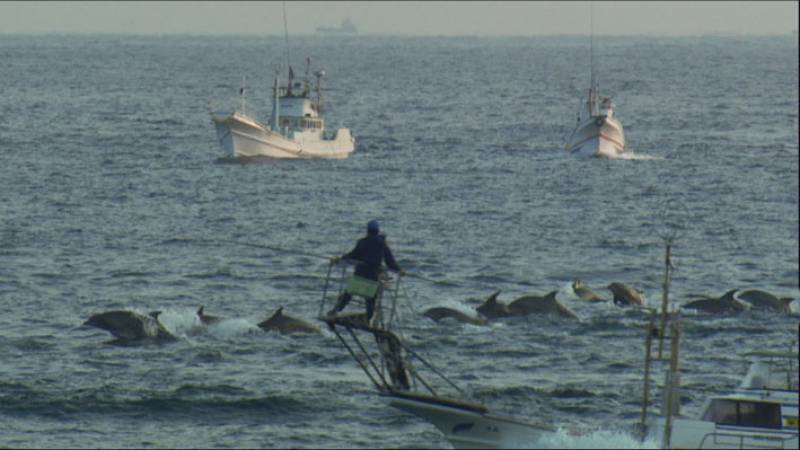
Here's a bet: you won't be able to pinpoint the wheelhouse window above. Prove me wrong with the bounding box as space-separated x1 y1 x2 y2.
702 399 782 429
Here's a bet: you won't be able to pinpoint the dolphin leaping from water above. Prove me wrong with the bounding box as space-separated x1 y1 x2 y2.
423 307 487 326
475 291 511 319
508 291 578 319
83 309 177 344
682 289 747 314
607 282 645 307
735 289 794 313
258 307 321 335
571 279 608 303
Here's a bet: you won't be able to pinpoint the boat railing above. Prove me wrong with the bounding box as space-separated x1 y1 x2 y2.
319 259 475 402
698 430 795 449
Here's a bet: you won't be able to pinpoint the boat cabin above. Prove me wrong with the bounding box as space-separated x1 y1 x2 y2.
698 358 798 432
276 94 325 138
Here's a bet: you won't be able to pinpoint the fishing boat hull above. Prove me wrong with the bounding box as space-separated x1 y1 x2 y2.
384 391 553 449
565 115 626 159
212 111 355 159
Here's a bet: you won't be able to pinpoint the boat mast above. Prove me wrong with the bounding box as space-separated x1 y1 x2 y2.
282 1 293 96
271 70 280 133
239 75 247 115
590 2 595 92
589 2 598 115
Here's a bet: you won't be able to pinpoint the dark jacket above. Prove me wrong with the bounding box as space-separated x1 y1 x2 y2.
343 233 400 281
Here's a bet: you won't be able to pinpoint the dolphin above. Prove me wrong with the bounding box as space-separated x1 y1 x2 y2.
736 289 794 313
607 282 645 307
196 305 224 325
423 307 487 326
257 307 321 335
682 289 747 313
83 309 177 344
571 279 608 302
475 290 511 319
507 291 579 319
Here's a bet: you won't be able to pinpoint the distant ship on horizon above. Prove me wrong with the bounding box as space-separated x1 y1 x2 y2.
316 18 357 34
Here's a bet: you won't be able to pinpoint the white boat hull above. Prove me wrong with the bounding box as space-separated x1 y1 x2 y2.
385 392 553 449
565 115 626 159
212 112 355 159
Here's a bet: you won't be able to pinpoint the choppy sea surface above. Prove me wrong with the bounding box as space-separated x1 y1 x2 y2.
0 34 798 449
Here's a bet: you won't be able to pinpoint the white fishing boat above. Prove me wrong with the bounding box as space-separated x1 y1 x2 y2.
639 311 798 449
211 63 355 159
318 263 554 449
564 85 626 158
211 4 355 159
564 7 627 159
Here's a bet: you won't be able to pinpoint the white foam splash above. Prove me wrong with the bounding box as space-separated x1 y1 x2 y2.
614 152 665 161
511 427 660 449
204 318 262 338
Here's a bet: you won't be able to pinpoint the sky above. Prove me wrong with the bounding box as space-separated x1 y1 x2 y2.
0 1 797 36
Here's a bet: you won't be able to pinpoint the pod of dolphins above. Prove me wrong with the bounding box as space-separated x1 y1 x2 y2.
422 282 795 326
83 282 794 343
83 305 320 345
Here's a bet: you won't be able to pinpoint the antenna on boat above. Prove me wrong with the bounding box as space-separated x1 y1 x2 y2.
304 56 311 96
282 1 292 75
239 75 247 115
653 197 688 359
281 0 295 97
590 1 595 92
271 67 281 133
314 69 325 113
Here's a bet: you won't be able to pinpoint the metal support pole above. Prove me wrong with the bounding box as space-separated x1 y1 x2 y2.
663 318 681 450
639 310 656 440
657 242 673 359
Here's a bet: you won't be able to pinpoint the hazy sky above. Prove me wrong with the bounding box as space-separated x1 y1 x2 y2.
0 1 797 36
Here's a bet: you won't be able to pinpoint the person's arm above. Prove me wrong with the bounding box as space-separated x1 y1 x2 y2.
382 241 401 272
343 240 363 262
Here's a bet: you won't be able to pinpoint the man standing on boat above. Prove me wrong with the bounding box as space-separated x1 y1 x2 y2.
328 220 404 321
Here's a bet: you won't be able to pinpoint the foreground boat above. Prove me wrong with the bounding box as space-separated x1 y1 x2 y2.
640 315 798 449
318 262 554 449
211 64 355 159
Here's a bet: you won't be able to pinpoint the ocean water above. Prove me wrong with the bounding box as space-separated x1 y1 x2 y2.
0 33 798 449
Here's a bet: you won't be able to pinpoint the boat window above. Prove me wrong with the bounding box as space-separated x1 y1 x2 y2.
702 399 782 429
738 401 782 429
703 399 738 425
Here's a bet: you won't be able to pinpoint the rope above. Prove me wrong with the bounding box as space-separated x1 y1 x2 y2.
210 238 448 287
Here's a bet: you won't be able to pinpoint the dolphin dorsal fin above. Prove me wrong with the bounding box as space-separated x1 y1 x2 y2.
149 310 163 320
545 291 558 301
488 290 501 303
721 289 739 301
198 306 205 315
273 307 284 318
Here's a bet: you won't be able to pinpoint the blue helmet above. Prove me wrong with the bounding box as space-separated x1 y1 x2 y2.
367 220 380 232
